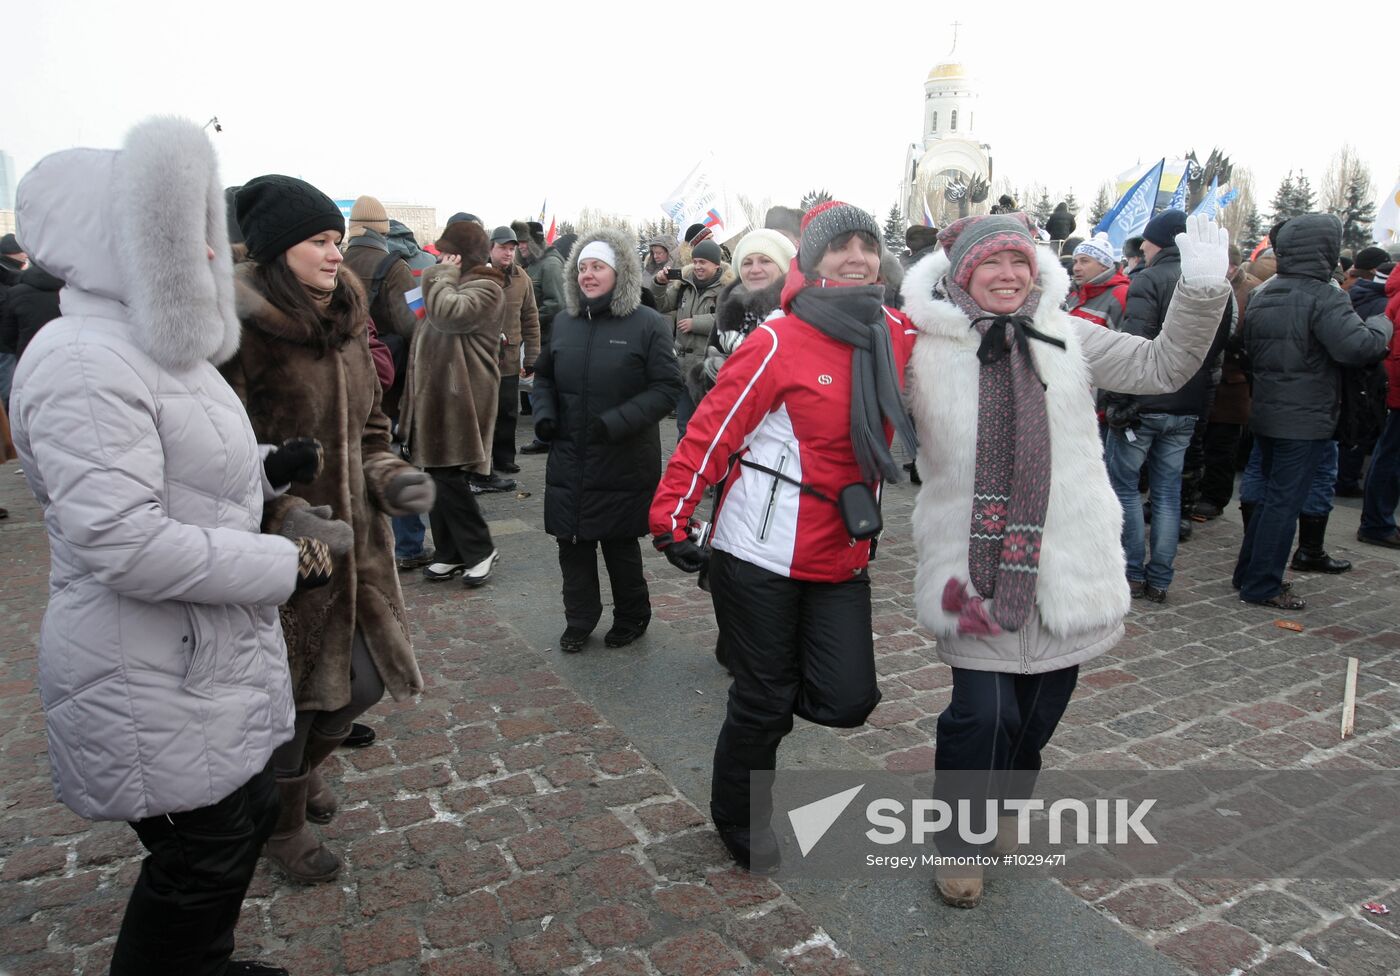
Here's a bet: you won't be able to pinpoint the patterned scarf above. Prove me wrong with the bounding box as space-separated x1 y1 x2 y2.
942 278 1063 633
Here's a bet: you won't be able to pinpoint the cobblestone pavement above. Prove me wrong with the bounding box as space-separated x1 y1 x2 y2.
2 433 1399 975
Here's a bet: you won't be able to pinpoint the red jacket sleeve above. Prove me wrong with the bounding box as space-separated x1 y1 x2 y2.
649 322 784 544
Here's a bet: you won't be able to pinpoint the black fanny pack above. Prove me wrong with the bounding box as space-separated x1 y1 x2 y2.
737 458 883 541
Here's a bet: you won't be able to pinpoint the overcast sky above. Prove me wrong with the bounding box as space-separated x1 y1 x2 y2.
5 1 1396 235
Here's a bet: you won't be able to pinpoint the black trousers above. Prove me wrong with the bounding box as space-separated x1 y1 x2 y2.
427 467 495 566
1200 421 1244 509
109 763 278 976
493 373 520 469
933 666 1079 854
557 536 650 632
708 550 880 831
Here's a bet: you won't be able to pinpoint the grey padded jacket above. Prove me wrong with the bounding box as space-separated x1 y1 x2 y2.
9 120 299 821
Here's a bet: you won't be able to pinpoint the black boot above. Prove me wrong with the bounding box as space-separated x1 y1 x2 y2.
1291 513 1352 574
1240 501 1256 530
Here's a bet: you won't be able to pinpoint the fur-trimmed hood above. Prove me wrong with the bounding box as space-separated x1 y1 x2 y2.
900 242 1071 339
14 116 242 371
563 226 645 318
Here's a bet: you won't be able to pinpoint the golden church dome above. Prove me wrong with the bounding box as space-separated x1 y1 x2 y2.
926 62 967 82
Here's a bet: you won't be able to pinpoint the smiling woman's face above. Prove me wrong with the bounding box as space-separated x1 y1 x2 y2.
814 232 880 284
968 250 1033 313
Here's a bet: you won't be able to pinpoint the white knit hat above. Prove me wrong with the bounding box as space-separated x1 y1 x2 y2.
732 229 797 275
1073 233 1117 268
577 240 617 270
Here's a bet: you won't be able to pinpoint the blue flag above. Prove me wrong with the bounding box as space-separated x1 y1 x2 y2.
1191 177 1221 219
1094 159 1165 258
1167 172 1189 214
1216 187 1239 211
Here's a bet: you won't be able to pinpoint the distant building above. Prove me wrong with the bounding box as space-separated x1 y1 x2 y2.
384 203 437 248
898 43 994 230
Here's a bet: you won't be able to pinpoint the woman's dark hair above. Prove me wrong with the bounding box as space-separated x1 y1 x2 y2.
253 254 366 357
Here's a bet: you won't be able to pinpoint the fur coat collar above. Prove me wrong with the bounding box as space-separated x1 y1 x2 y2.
233 262 367 349
901 246 1129 669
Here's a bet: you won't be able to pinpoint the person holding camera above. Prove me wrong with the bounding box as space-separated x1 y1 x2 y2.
899 212 1231 908
656 238 734 437
650 201 919 873
531 228 681 653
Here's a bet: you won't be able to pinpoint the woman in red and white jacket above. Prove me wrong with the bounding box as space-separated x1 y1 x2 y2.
649 202 918 872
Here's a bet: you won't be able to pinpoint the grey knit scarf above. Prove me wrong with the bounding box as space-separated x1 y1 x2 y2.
790 285 917 483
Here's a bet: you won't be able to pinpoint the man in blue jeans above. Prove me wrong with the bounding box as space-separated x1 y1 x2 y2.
1104 209 1232 603
1106 413 1198 600
1359 405 1400 548
1233 214 1391 609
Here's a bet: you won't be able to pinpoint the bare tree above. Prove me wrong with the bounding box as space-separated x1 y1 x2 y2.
1219 168 1258 246
573 207 635 236
1322 145 1376 251
736 193 773 234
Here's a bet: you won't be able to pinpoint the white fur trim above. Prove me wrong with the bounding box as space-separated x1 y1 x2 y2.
113 116 241 371
902 247 1130 655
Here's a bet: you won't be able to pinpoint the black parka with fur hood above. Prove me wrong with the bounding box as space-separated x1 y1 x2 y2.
531 228 682 540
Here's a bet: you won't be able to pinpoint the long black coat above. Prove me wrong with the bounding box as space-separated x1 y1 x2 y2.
532 227 682 541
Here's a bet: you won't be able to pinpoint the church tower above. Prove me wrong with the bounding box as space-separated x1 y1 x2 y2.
899 26 993 229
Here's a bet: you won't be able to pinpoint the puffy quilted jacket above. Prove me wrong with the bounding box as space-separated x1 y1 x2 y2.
8 122 298 821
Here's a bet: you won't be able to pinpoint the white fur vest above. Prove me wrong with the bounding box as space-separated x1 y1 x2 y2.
900 247 1129 673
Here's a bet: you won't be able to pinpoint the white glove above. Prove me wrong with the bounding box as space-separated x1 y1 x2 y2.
1175 214 1229 284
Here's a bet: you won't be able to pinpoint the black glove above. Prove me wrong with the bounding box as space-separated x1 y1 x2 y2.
660 538 707 574
536 418 558 442
294 537 333 591
265 438 324 486
1104 397 1141 431
588 417 609 443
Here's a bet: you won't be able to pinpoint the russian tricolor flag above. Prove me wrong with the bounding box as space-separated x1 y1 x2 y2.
702 208 724 230
405 286 425 320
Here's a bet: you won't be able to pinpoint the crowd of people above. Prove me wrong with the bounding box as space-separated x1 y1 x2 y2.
1 116 1397 973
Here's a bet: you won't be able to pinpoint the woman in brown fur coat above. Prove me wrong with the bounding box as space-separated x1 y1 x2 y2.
399 218 506 585
223 175 436 883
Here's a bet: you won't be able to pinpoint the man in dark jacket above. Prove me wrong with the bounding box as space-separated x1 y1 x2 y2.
1104 210 1232 601
1233 214 1392 609
0 264 63 361
1334 250 1392 495
0 233 27 406
520 232 573 456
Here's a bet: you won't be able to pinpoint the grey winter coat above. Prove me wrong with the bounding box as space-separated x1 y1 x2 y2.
9 120 298 821
1244 214 1393 439
657 262 735 371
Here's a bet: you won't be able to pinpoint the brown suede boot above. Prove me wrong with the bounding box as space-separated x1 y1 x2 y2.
989 815 1021 856
934 862 984 908
264 768 342 883
303 727 348 826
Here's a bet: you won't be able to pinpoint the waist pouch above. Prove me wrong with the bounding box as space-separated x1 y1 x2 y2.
737 458 883 541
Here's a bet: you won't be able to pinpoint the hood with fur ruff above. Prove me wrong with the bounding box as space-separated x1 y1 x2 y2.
563 226 645 318
14 116 242 370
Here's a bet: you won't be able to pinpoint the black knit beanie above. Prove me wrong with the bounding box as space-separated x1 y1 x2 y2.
691 240 723 265
798 201 881 273
235 175 345 263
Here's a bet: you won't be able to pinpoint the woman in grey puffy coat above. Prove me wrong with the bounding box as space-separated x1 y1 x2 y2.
9 118 331 976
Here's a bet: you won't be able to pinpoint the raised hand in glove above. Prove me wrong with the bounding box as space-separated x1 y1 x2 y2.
264 437 324 487
384 471 436 514
536 418 558 442
1176 214 1229 284
279 504 353 555
587 417 609 444
658 537 707 574
294 537 333 591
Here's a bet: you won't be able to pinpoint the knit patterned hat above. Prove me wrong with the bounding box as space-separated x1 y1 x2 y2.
798 201 881 273
349 194 390 237
938 213 1038 290
236 175 345 264
1073 232 1116 269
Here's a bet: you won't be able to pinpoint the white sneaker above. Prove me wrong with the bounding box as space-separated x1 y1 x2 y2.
422 562 466 581
462 550 499 587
